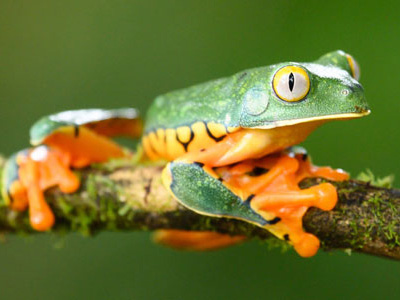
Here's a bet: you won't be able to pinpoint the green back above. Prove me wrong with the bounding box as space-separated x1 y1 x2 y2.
144 74 245 132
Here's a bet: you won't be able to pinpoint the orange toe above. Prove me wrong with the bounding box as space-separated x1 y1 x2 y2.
308 182 338 211
27 183 55 231
292 233 320 258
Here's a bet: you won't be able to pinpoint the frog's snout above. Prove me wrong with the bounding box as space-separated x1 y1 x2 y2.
344 82 370 115
354 105 370 114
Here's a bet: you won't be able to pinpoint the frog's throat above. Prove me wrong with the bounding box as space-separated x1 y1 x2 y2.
180 120 325 167
247 111 370 130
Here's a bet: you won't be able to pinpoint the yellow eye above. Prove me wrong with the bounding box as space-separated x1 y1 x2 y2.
272 66 310 102
345 54 360 81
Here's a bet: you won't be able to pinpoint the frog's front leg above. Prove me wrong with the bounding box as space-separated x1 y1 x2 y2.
162 153 341 257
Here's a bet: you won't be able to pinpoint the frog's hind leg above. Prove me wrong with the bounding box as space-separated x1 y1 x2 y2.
4 108 142 231
153 230 246 251
163 154 339 257
3 146 81 230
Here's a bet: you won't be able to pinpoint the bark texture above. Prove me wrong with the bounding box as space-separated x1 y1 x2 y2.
0 156 399 259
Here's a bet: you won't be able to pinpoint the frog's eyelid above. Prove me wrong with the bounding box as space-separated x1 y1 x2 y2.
345 54 360 81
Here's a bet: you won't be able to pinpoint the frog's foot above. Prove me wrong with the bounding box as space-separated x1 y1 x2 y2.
6 146 80 231
249 183 337 257
153 230 246 251
1 108 142 231
8 139 127 230
217 154 337 257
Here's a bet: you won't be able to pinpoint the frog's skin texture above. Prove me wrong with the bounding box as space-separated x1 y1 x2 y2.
2 50 369 257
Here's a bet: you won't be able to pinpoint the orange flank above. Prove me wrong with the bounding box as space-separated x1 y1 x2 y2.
153 230 246 251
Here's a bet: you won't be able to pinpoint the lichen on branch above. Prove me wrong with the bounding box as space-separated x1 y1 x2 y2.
0 155 399 260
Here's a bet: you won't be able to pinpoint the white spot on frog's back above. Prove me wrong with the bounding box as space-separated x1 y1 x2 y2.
303 63 355 86
243 88 269 116
49 108 138 125
30 146 49 161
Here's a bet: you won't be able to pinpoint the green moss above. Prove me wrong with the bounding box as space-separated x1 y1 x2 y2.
356 169 395 188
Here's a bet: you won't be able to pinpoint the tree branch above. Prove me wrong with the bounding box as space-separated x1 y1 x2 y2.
0 155 399 259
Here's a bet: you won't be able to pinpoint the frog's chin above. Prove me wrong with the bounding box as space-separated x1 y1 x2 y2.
252 110 371 129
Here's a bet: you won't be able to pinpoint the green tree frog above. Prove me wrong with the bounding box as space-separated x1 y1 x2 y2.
2 50 369 257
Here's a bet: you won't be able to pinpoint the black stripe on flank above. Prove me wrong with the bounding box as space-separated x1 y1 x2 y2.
266 217 281 225
193 161 204 168
246 194 255 202
283 234 290 241
176 129 195 152
243 194 255 208
204 122 226 142
74 125 80 138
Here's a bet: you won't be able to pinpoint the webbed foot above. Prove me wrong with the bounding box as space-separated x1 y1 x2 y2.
216 154 338 257
3 146 79 230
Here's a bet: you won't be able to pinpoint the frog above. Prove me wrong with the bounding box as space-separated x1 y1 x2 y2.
1 50 369 257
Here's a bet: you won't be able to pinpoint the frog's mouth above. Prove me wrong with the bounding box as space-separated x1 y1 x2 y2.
253 110 370 129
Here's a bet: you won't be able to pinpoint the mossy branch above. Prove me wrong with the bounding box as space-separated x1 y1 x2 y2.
0 155 399 259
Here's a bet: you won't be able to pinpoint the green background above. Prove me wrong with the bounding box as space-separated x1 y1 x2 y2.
0 1 399 299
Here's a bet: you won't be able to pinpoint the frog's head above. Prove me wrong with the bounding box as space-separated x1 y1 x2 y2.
239 50 370 129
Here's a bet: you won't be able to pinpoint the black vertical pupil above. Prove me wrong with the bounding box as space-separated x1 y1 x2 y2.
288 72 295 92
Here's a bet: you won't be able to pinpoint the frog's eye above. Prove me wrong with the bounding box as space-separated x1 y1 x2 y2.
272 66 310 102
345 54 360 81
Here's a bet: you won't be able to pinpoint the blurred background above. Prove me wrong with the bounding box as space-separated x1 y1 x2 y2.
0 0 399 299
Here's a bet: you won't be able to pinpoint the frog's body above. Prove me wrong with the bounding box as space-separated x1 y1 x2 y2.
2 50 369 257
